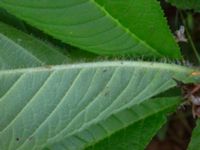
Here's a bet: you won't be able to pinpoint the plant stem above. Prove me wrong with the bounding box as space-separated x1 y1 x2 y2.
179 11 200 64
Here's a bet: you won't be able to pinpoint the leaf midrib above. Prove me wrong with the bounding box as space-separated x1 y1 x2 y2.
0 61 192 74
90 0 162 56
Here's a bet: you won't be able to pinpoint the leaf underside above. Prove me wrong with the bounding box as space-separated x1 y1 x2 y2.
0 61 199 150
52 97 180 150
0 22 70 69
0 1 200 150
0 0 180 58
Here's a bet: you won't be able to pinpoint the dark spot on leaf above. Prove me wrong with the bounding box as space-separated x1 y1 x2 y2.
103 69 107 73
104 91 110 96
29 136 33 141
16 138 19 141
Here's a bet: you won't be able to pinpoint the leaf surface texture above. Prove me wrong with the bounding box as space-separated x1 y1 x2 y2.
0 0 180 58
0 61 198 149
0 22 69 69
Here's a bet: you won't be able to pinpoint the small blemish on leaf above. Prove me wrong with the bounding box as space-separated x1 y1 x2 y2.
28 136 33 141
103 69 107 73
16 138 19 141
104 91 109 96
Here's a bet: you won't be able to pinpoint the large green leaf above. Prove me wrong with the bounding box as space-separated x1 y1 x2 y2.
0 61 199 150
0 22 70 69
167 0 200 12
0 0 180 58
188 120 200 150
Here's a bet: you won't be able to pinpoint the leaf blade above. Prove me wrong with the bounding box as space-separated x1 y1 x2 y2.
95 0 180 58
0 22 70 69
0 0 180 58
50 97 181 150
0 61 199 150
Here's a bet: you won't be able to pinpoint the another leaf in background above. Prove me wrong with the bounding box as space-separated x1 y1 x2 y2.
167 0 200 12
0 22 70 69
186 13 194 31
0 0 180 58
188 120 200 150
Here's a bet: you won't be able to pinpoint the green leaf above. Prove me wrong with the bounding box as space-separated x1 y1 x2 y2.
52 97 180 150
188 120 200 150
0 61 199 150
167 0 200 12
0 0 180 58
0 22 70 69
0 8 28 31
